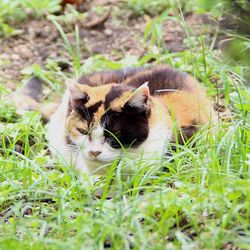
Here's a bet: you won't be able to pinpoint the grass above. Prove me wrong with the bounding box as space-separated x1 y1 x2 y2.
0 0 250 249
0 0 61 36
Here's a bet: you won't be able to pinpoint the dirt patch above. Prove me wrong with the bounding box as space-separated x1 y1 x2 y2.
0 19 61 89
163 14 211 52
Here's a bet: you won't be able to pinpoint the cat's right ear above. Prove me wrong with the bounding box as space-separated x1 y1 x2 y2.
67 80 89 103
66 81 90 114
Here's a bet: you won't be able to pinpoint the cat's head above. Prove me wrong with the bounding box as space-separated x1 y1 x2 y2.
66 81 151 163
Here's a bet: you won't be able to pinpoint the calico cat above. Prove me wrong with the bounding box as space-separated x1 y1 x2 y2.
47 65 215 173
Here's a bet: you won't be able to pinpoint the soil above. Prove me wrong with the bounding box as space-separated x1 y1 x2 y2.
0 0 211 90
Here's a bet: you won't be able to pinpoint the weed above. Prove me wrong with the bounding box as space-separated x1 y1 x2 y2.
125 0 169 16
0 0 61 37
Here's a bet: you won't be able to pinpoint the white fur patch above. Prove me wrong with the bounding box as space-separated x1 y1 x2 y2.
130 122 171 158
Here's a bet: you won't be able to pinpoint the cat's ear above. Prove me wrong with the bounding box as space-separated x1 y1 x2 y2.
67 80 90 104
66 81 90 115
126 82 150 110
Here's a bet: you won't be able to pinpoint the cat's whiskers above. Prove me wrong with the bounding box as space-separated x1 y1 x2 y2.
154 88 185 95
81 107 91 121
65 146 78 153
102 115 110 126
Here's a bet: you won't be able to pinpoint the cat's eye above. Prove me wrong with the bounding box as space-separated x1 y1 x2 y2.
106 137 121 149
76 128 88 135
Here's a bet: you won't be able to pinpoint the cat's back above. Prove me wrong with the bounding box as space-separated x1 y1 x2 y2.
122 65 199 95
78 65 198 94
78 67 143 86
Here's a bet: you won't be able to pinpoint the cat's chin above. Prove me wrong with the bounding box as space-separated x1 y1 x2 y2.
82 158 113 174
86 158 111 163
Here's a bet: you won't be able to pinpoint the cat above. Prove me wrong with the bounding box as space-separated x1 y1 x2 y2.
47 65 215 174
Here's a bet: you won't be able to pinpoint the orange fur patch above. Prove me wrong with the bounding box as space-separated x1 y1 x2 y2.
148 98 173 131
77 83 115 107
158 91 213 127
109 91 133 111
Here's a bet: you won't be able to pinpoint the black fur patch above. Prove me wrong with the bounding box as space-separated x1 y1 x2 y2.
101 107 150 149
88 101 103 115
102 82 151 148
124 66 190 95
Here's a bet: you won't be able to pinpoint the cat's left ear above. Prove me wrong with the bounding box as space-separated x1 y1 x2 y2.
126 82 150 110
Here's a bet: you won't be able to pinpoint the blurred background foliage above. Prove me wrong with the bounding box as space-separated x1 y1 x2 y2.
0 0 61 36
0 0 249 76
197 0 250 71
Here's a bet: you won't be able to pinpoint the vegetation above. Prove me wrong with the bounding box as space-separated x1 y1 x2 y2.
0 0 249 249
0 0 61 36
196 0 250 71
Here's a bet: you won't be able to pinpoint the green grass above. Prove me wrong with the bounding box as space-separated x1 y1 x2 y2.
125 0 170 16
0 0 61 36
0 1 250 249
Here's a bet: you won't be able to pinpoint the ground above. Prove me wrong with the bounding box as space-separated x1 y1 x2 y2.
0 0 249 249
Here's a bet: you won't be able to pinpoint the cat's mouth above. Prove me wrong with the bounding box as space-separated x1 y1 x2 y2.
86 153 123 164
83 149 122 164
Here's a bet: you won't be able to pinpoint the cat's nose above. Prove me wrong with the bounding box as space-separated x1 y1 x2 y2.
89 151 101 157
